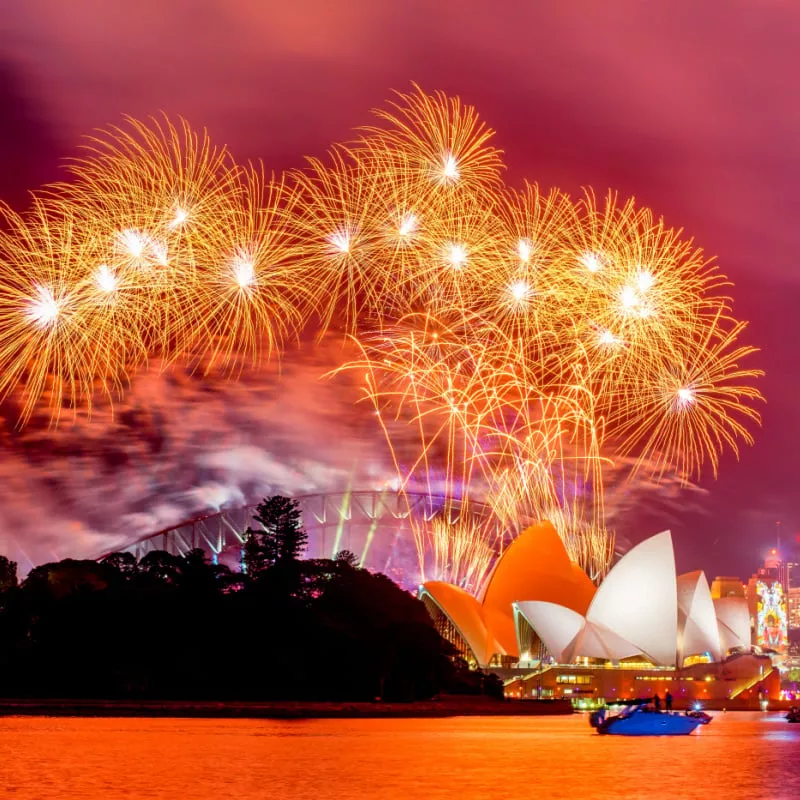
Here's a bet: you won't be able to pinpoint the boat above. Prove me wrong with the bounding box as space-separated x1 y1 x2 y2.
786 707 800 723
589 699 709 736
685 707 713 725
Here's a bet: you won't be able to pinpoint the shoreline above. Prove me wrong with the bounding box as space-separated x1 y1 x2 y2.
0 697 574 719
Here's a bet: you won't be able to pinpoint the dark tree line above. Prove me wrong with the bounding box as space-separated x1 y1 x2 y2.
0 497 498 701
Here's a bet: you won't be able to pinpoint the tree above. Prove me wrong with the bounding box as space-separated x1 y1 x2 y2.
179 548 236 593
244 496 308 578
334 550 359 569
138 550 183 584
101 552 139 578
23 559 110 599
0 555 18 592
0 547 455 702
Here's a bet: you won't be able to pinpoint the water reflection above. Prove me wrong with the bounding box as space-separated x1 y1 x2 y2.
1 712 798 799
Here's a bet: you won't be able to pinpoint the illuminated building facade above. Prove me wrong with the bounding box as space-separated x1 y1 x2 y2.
789 586 800 632
745 548 792 653
503 653 778 707
755 580 789 652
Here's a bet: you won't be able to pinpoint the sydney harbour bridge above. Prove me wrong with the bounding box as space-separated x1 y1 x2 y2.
111 490 505 590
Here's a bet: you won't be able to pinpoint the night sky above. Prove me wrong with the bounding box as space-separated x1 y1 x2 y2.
1 1 798 578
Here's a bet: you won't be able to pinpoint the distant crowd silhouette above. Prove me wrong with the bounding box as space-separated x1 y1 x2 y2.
651 691 673 712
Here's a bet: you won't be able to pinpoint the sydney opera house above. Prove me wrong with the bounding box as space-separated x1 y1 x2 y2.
420 522 778 706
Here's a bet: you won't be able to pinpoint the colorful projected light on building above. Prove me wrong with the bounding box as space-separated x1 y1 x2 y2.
755 580 788 652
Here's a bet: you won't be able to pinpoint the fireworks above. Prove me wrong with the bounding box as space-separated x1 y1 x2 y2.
0 86 763 584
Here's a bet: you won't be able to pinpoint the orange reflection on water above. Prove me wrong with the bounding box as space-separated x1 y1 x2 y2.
1 713 798 799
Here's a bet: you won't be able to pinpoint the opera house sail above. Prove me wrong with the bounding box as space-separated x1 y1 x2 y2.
677 571 722 664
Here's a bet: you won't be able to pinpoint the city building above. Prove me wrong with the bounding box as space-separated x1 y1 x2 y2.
710 576 746 600
765 548 791 590
789 586 800 632
421 522 777 705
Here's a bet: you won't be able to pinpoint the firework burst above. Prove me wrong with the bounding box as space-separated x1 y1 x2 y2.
0 85 763 584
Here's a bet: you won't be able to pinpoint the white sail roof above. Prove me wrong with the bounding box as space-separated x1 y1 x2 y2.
677 571 722 663
714 596 751 653
584 531 678 665
567 620 642 663
513 601 586 664
515 601 646 664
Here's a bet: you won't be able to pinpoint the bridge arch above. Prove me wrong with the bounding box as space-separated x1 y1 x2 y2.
107 490 505 589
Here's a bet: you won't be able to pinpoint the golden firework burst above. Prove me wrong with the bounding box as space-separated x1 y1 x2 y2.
0 88 763 583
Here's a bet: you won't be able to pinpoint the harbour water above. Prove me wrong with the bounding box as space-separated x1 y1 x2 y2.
1 712 797 799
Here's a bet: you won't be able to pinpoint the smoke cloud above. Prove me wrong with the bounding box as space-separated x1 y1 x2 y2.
0 336 388 569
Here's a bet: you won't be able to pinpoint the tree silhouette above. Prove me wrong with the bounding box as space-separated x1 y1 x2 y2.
0 542 465 702
101 552 139 578
0 555 17 591
244 496 308 578
180 548 236 593
334 550 359 569
139 550 183 584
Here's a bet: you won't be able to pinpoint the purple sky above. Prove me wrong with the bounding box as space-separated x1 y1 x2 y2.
1 0 798 577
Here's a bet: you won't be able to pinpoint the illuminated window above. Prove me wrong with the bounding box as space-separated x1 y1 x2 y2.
556 674 592 685
682 654 713 668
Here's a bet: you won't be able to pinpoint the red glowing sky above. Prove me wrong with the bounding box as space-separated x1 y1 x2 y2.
1 0 799 576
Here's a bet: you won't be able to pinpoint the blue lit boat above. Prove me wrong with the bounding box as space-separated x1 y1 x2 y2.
589 701 708 736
